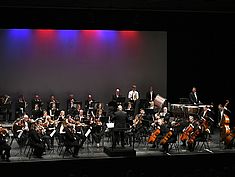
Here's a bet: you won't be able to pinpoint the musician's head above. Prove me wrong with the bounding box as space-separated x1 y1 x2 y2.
189 115 194 122
117 105 123 111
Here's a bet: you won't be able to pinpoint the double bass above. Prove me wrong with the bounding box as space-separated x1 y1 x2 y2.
219 100 231 141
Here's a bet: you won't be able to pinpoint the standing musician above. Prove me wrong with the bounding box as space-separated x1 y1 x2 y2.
128 84 140 115
146 86 157 108
199 105 214 140
47 95 60 118
31 93 43 110
16 94 28 118
218 100 231 143
189 86 202 105
0 124 11 161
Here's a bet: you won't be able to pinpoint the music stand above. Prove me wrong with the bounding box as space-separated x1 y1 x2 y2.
100 116 109 123
116 97 126 105
145 108 155 116
73 101 82 109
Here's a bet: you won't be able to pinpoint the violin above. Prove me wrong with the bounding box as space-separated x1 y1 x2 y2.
0 127 9 137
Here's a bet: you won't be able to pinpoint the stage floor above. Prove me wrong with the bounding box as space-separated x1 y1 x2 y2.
1 125 235 177
1 126 234 162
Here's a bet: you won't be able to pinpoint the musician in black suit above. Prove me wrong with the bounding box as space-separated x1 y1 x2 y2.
189 86 201 105
146 86 157 103
63 123 80 158
112 105 128 148
28 123 46 158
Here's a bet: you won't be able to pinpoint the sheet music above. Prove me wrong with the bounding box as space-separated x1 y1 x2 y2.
85 128 91 137
17 130 23 138
50 129 56 137
106 123 114 128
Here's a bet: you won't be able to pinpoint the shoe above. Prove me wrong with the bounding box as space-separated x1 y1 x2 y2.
72 154 79 158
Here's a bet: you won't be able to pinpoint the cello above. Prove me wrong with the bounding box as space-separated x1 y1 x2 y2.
160 128 173 145
147 126 161 143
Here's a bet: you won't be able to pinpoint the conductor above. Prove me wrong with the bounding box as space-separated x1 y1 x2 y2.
112 105 128 148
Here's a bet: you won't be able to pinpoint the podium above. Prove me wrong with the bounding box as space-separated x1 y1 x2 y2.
103 127 136 157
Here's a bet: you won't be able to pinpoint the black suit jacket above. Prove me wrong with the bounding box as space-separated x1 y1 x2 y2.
113 110 128 130
146 91 156 102
189 92 199 105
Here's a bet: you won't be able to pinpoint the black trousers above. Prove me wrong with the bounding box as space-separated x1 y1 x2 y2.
113 130 125 148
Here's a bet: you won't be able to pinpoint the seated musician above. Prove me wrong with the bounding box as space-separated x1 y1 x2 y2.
0 125 11 161
180 115 197 149
44 115 56 148
28 122 46 158
132 108 146 141
62 122 80 158
159 121 178 153
31 103 43 120
91 117 104 148
12 114 31 147
35 118 52 150
148 116 167 149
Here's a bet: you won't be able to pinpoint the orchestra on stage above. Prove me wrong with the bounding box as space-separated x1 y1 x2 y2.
0 86 233 161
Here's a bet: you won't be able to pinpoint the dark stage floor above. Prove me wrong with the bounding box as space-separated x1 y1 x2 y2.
1 125 235 177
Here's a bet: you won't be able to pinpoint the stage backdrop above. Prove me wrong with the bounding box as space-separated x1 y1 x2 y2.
0 29 167 116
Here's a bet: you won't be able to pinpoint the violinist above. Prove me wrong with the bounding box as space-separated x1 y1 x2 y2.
62 122 80 158
35 118 51 150
28 122 45 158
0 124 11 162
44 115 56 149
12 114 30 148
31 103 43 120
